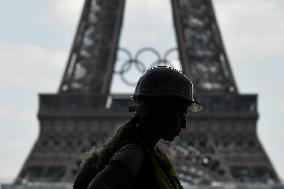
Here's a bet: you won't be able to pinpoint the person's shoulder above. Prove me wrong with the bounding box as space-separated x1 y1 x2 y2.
110 143 144 163
109 143 145 176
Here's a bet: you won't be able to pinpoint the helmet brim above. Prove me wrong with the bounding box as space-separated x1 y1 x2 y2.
132 94 203 113
188 101 203 112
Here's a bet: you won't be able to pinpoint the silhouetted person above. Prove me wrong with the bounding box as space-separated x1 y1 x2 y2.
74 66 202 189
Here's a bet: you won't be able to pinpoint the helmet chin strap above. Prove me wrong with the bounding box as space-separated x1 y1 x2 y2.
128 100 137 112
129 106 137 112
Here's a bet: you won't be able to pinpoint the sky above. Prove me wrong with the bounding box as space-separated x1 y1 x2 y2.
0 0 284 183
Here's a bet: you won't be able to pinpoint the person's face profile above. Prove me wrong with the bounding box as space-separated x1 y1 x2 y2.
156 97 189 141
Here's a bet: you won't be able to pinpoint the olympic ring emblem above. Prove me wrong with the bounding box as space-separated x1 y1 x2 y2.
114 47 179 86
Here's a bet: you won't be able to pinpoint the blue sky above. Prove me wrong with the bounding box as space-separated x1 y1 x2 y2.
0 0 284 183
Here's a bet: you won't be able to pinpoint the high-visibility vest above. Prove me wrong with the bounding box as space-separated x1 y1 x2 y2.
74 141 184 189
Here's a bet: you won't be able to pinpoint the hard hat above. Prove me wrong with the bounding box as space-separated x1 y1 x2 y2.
132 66 203 112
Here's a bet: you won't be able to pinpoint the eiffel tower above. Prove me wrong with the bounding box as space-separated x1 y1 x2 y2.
15 0 280 186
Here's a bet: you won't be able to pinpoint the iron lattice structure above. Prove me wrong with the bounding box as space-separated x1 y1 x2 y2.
16 0 280 185
59 0 125 94
172 0 238 94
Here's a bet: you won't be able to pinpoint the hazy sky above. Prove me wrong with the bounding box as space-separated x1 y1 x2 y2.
0 0 284 183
